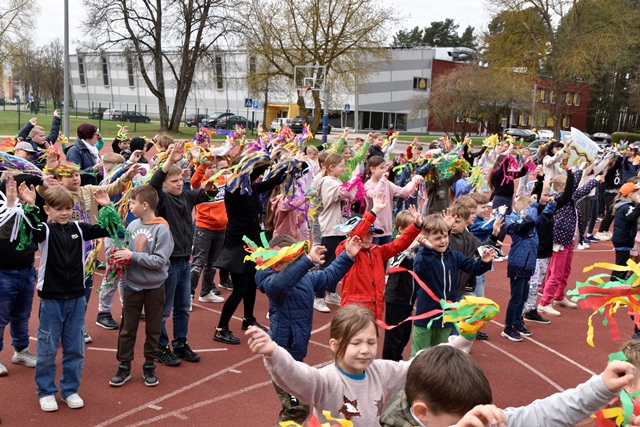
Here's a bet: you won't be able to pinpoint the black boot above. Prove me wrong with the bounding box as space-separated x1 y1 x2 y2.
214 326 240 345
242 317 269 332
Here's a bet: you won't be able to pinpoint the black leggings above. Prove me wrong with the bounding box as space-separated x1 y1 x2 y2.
315 235 345 298
599 192 617 233
217 263 258 329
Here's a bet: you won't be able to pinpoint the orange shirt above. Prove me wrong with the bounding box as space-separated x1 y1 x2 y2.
190 164 228 230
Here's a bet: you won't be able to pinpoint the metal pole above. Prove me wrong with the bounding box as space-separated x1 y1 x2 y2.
321 85 329 144
532 84 537 131
63 0 70 138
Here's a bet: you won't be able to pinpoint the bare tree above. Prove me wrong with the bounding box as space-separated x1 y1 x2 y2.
244 0 398 133
41 40 64 107
82 0 238 132
0 0 38 79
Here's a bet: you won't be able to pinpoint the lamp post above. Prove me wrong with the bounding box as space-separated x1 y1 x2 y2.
63 0 70 138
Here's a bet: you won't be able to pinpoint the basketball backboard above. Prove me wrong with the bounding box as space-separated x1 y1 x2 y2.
293 66 326 92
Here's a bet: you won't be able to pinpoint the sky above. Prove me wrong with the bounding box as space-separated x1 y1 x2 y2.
34 0 491 48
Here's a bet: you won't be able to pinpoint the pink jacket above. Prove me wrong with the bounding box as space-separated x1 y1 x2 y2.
364 177 417 236
271 195 301 240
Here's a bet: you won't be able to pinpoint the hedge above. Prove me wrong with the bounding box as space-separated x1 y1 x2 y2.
612 132 640 144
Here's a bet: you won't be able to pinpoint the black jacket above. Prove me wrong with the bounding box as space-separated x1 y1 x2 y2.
384 246 418 306
34 221 110 299
612 198 640 249
18 116 61 170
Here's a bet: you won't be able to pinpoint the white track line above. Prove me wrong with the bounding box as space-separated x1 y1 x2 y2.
479 339 564 392
490 320 597 376
87 347 117 352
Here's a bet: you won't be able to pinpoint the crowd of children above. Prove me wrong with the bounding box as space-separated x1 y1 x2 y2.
3 116 640 426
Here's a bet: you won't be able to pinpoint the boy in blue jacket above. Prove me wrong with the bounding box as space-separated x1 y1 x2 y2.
255 234 362 425
502 195 556 342
411 214 494 356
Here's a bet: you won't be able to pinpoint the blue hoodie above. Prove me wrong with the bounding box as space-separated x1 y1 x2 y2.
413 246 491 328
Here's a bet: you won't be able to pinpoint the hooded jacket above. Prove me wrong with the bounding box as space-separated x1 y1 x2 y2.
17 115 61 170
413 246 491 329
552 170 598 247
124 217 174 290
612 197 640 249
256 251 354 361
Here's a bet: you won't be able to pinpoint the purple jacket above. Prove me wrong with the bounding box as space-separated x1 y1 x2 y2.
552 170 598 247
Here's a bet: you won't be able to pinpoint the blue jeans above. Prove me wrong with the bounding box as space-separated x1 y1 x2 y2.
35 296 86 398
160 259 191 349
0 267 36 352
505 276 530 329
470 273 486 297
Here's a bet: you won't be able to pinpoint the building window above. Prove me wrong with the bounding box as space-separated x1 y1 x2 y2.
412 77 429 91
78 56 86 86
214 56 224 90
546 117 554 127
127 56 135 87
550 90 556 104
563 115 571 128
565 92 573 105
396 113 407 131
542 88 549 103
249 56 256 74
574 93 581 106
101 56 110 87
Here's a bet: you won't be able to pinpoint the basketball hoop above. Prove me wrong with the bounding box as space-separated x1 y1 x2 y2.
297 86 311 97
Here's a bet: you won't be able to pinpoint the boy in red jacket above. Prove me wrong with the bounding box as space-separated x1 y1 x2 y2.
336 192 423 319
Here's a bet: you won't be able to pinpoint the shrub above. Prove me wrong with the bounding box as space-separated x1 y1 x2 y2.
612 132 640 144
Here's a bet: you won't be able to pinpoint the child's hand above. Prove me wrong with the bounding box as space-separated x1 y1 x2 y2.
113 249 133 261
548 196 555 204
535 165 543 177
345 236 363 258
408 205 422 227
497 205 507 215
307 246 327 264
455 404 507 427
367 132 373 141
125 163 142 179
597 174 605 183
531 194 538 203
203 179 218 193
416 234 432 248
442 208 455 229
42 175 59 189
129 149 144 164
93 188 111 206
492 216 504 236
18 181 36 206
29 117 37 126
602 360 636 393
5 176 17 208
481 248 495 263
372 192 387 214
167 141 185 165
246 325 275 357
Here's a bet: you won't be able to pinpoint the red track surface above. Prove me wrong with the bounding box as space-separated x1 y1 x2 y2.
0 233 629 426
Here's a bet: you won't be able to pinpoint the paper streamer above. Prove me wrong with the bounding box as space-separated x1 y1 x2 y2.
243 232 310 270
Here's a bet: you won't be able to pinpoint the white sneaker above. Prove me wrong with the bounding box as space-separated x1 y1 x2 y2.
325 292 341 306
538 303 561 317
39 395 58 412
62 393 84 409
577 244 585 250
595 232 610 241
0 361 7 376
12 348 37 368
84 333 92 344
189 295 193 312
553 298 578 309
198 291 225 303
314 298 330 313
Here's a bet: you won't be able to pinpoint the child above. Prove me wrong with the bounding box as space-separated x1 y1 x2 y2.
538 170 602 317
308 151 329 247
516 147 532 198
411 214 494 355
611 182 640 281
380 344 635 427
338 194 423 320
189 156 229 303
367 132 386 159
17 110 61 169
270 184 307 241
314 153 357 313
149 140 216 365
382 210 420 361
246 305 415 427
108 185 174 388
255 234 362 425
502 195 555 342
363 156 421 246
23 186 118 411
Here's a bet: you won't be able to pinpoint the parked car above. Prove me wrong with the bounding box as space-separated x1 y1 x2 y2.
185 113 207 127
290 116 332 134
88 107 108 119
592 132 612 143
0 99 5 106
536 129 554 140
201 112 235 128
109 109 125 120
525 139 549 162
270 118 293 132
121 111 151 123
216 115 254 130
504 128 537 143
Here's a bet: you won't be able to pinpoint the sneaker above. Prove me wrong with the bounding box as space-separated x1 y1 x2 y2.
325 292 341 306
62 393 84 409
211 286 221 295
219 279 234 290
501 328 522 342
595 232 610 241
84 333 92 344
493 253 505 262
109 365 131 387
39 395 58 412
155 346 181 366
605 231 613 239
214 326 240 345
96 312 119 330
189 295 193 312
0 361 8 376
173 342 200 362
143 364 159 387
475 331 489 340
314 298 330 313
11 348 37 367
516 325 532 337
577 243 585 250
582 239 590 248
553 298 578 309
524 309 551 324
538 303 561 316
242 317 269 332
198 291 225 303
586 234 600 243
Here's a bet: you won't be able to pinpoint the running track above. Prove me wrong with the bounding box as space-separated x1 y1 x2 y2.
0 235 628 426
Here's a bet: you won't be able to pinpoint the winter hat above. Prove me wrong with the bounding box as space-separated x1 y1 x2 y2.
620 182 640 197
